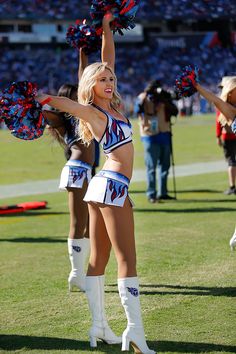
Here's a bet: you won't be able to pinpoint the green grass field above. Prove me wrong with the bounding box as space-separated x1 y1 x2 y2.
0 114 236 354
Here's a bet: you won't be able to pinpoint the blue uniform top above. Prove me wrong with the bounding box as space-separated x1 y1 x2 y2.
63 113 80 148
92 103 132 154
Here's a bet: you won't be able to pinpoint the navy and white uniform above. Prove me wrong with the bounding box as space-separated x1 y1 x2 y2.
84 104 133 207
63 113 81 148
59 160 92 190
59 114 92 189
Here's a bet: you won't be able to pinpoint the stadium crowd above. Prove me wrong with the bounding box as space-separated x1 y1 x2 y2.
0 0 235 20
0 43 234 100
139 0 235 20
0 1 235 115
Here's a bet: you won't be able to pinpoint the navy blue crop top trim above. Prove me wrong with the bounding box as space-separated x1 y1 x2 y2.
63 113 81 147
92 103 131 128
92 105 109 145
104 139 132 153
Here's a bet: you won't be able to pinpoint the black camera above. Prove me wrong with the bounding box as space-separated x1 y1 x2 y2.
143 80 179 118
148 87 177 104
146 79 178 103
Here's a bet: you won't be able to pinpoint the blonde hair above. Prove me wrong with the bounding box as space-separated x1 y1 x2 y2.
77 62 122 144
220 76 236 102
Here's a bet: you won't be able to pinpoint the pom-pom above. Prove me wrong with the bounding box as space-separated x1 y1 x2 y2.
66 19 102 55
0 81 46 140
90 0 141 36
174 65 200 98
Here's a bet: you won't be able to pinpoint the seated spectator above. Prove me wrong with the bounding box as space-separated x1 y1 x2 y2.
0 1 235 20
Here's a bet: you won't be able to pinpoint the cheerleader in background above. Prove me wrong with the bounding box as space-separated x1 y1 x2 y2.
175 67 236 252
44 49 94 292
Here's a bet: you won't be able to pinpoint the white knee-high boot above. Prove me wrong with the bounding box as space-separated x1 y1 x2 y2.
86 275 122 348
68 238 90 292
118 277 156 354
230 226 236 251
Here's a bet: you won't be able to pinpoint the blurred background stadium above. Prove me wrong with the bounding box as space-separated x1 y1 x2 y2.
0 0 235 117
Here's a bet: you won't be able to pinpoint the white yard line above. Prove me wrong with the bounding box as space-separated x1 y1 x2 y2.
0 160 226 199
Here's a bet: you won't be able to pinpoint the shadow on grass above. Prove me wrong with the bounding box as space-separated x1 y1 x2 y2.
129 189 223 195
0 211 69 218
0 335 235 353
107 284 236 297
171 189 222 194
134 206 236 213
0 334 114 352
172 199 236 203
0 237 66 243
130 193 236 204
156 340 236 353
129 189 146 194
140 284 236 297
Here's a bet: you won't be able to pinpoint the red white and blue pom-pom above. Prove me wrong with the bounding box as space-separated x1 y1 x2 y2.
90 0 141 36
174 65 200 98
66 19 102 55
0 81 46 140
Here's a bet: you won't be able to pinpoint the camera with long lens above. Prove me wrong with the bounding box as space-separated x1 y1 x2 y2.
148 87 178 104
145 81 178 119
146 79 178 104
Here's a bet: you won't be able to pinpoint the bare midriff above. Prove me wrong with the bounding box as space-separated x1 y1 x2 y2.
102 142 134 180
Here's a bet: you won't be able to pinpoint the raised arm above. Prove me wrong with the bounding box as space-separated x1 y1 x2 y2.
195 83 236 124
102 12 115 71
78 48 88 81
36 94 95 123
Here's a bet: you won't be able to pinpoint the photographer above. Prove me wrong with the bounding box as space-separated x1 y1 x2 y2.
136 79 178 203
